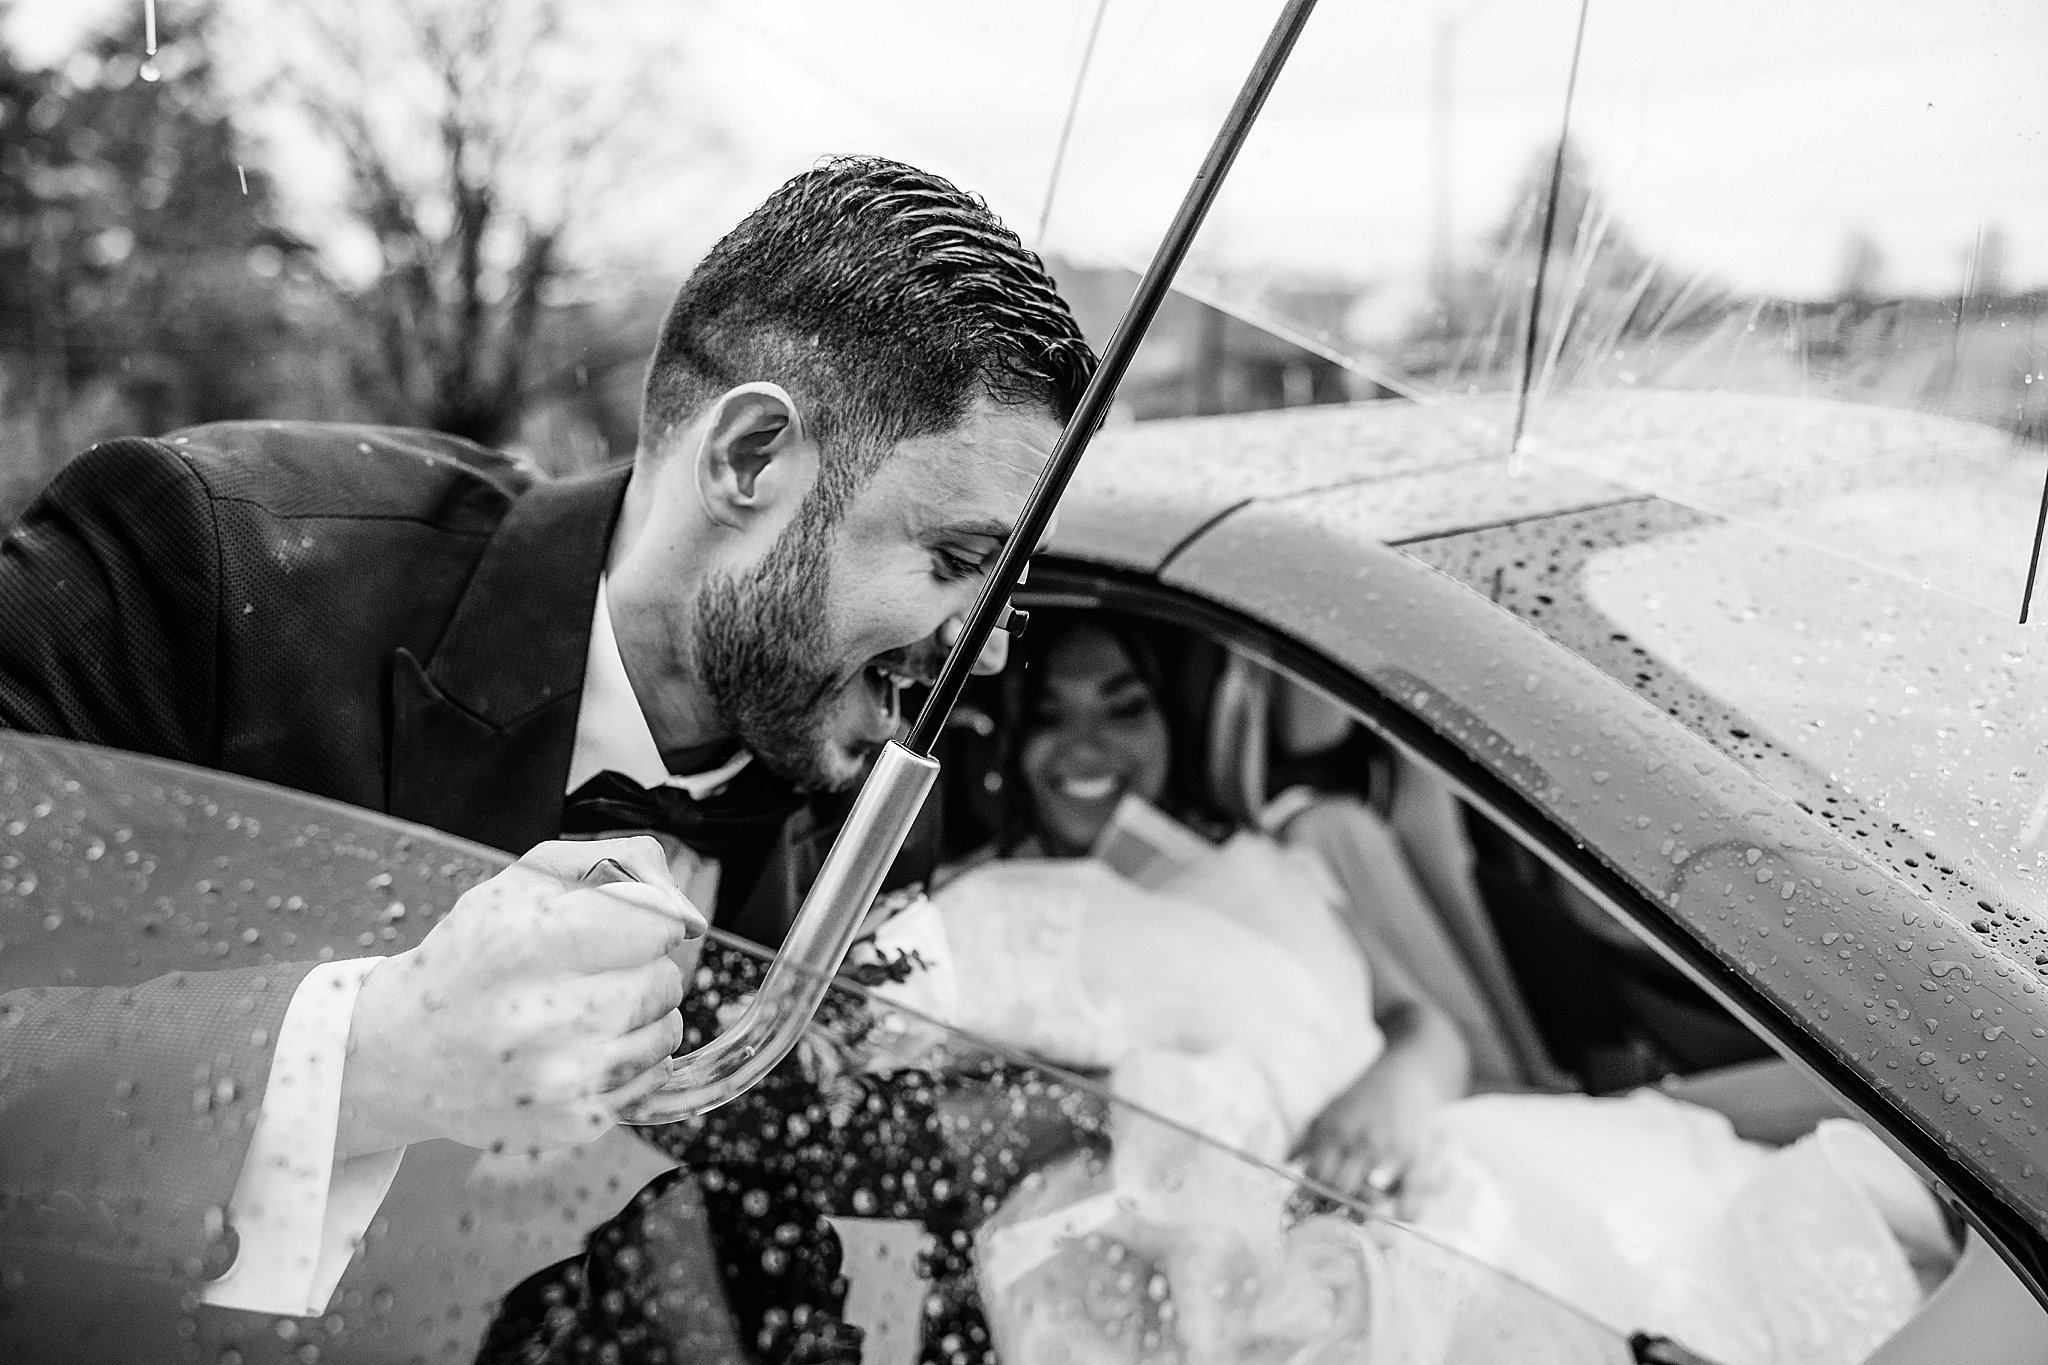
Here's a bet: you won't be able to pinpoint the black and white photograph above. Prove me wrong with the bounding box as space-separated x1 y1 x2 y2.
1 2 2044 1362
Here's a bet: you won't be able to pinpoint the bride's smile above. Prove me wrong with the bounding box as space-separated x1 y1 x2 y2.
1017 622 1174 854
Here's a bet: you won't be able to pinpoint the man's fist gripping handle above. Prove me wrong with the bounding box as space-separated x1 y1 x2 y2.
337 837 706 1160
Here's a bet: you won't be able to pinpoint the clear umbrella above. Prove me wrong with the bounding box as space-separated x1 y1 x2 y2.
702 0 2048 621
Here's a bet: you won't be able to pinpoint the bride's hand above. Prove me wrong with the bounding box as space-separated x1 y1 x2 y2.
1291 1060 1441 1203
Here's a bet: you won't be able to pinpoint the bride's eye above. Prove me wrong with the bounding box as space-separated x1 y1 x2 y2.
1105 692 1156 722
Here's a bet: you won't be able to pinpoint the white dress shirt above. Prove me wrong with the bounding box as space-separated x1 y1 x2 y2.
567 577 751 908
202 577 741 1315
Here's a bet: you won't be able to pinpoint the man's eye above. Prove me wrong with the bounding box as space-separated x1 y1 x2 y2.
932 549 984 582
1106 697 1155 722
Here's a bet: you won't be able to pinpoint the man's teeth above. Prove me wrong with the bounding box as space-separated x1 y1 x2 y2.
863 665 910 726
868 664 918 691
1058 774 1119 801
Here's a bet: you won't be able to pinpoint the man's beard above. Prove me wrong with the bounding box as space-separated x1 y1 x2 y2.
693 501 850 791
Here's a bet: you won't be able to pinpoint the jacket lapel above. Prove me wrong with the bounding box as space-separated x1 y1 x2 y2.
387 464 631 853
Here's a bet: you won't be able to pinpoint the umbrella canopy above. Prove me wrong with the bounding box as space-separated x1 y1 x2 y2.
703 0 2048 618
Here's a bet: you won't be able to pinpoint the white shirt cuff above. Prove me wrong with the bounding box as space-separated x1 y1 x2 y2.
199 957 405 1316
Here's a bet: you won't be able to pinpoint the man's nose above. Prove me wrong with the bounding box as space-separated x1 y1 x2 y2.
937 615 1011 676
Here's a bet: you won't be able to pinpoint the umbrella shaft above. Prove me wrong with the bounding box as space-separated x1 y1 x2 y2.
905 0 1322 756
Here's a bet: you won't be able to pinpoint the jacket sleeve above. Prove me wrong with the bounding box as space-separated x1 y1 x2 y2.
0 438 221 762
0 963 312 1287
0 442 303 1302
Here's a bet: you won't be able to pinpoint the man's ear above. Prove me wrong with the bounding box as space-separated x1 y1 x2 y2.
695 382 810 528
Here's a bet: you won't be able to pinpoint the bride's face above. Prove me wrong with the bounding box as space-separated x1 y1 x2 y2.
1019 623 1172 853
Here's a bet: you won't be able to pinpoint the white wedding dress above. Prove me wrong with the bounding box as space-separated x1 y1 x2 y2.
856 835 1952 1365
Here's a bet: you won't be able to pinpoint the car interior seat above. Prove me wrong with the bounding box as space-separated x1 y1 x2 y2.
1200 651 1569 1091
1207 649 1773 1091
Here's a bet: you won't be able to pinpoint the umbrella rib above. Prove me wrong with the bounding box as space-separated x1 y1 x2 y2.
2020 450 2048 624
1037 0 1114 249
1509 0 1593 463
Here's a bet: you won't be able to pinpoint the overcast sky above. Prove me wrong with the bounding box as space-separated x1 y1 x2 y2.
12 0 2045 308
689 0 2048 296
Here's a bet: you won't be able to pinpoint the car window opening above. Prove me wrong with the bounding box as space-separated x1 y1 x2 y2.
954 581 2042 1362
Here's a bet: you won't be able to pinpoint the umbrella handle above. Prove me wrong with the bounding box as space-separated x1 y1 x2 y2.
616 741 937 1123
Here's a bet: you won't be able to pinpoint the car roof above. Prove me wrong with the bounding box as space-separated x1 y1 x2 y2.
1058 388 2025 570
1065 389 2047 909
1055 393 1620 570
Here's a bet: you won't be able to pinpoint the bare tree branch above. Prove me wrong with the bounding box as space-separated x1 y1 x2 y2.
237 0 719 444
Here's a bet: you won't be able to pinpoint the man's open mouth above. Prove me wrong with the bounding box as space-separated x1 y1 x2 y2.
859 661 924 730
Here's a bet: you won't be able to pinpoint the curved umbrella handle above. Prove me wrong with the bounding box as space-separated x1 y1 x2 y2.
616 741 938 1124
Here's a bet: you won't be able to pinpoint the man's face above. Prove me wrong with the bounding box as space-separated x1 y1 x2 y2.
696 397 1059 791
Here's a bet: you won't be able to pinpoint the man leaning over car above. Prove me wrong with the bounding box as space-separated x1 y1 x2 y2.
0 157 1094 1327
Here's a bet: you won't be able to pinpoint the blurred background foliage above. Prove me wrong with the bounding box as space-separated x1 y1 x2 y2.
0 0 711 518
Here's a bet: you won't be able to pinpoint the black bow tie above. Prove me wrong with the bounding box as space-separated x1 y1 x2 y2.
561 762 805 862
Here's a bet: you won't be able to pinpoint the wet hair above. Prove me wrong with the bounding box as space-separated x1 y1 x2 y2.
642 156 1096 522
996 609 1228 851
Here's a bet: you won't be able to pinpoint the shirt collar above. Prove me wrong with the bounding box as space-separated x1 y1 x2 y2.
567 577 752 798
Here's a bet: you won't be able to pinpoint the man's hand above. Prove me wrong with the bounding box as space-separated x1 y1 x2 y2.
338 836 705 1158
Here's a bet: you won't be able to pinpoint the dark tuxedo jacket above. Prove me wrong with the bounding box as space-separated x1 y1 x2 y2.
0 422 623 847
0 423 629 1300
0 423 899 1309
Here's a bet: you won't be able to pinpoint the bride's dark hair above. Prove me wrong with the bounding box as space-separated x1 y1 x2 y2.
992 608 1230 853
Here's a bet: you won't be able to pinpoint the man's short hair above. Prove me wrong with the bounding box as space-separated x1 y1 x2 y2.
642 156 1095 516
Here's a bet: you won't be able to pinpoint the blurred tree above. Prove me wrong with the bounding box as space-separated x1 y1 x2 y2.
254 0 720 449
1407 137 1728 392
0 1 322 518
1836 229 1885 303
1968 224 2005 303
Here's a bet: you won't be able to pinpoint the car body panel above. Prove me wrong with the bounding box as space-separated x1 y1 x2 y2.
0 737 561 1358
1057 393 1631 571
